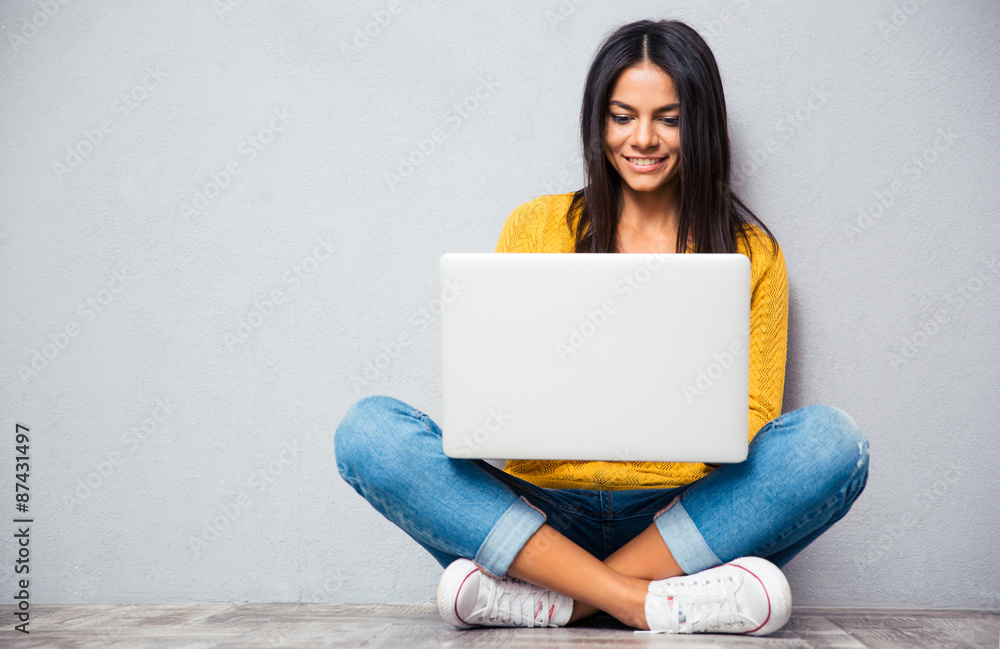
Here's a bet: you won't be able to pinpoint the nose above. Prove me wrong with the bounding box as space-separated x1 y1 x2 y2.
634 117 659 149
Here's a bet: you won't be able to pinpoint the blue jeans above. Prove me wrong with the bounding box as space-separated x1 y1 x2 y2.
335 396 868 580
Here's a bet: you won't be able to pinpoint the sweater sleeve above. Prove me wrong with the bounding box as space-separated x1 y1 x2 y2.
494 199 541 253
747 239 789 441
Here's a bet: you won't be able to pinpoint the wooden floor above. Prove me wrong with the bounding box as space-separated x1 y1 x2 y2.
2 603 997 648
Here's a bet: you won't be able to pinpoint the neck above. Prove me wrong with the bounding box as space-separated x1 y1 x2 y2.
618 181 679 234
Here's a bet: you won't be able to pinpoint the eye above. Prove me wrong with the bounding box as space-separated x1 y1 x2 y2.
610 114 679 126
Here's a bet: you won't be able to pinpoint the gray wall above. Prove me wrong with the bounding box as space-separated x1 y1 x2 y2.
1 0 997 608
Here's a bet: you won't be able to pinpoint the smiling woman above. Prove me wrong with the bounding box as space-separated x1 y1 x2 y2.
607 71 680 182
571 21 777 258
603 64 684 252
334 18 869 637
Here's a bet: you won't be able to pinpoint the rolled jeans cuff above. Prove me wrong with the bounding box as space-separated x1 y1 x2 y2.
653 498 721 575
473 496 547 579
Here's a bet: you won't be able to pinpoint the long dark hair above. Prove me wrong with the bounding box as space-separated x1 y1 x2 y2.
568 19 777 256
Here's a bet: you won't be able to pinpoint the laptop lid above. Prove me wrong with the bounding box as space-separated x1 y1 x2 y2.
439 252 750 463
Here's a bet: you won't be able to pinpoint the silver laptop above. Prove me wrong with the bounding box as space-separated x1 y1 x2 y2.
439 253 750 463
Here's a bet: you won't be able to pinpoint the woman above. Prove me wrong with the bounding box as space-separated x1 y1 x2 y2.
335 19 869 635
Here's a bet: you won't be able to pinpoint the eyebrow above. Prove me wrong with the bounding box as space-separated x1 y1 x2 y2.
608 100 679 112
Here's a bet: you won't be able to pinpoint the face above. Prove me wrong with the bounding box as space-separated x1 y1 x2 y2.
603 62 681 197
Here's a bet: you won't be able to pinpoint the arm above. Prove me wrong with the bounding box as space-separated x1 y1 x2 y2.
747 238 789 441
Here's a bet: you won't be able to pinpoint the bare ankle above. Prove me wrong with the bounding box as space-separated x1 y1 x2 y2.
611 576 651 630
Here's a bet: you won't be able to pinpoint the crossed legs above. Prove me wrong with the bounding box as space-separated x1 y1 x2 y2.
336 396 869 631
503 405 869 629
507 521 684 629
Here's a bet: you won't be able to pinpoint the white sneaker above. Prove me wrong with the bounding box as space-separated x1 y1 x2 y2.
641 556 791 636
435 558 574 629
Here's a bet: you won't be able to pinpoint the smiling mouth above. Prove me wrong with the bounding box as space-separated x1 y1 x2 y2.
625 156 665 166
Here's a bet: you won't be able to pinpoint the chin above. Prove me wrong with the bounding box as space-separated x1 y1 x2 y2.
626 181 663 192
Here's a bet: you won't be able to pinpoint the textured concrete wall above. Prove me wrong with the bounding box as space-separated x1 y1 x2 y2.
1 0 997 608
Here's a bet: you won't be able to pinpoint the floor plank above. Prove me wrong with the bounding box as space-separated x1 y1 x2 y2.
0 603 995 649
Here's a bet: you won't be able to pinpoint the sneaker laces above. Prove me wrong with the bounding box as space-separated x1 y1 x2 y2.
478 576 555 628
637 570 758 634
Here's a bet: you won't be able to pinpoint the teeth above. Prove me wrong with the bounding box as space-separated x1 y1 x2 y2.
627 157 663 166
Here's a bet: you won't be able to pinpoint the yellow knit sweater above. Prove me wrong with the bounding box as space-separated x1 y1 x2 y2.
494 192 788 490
